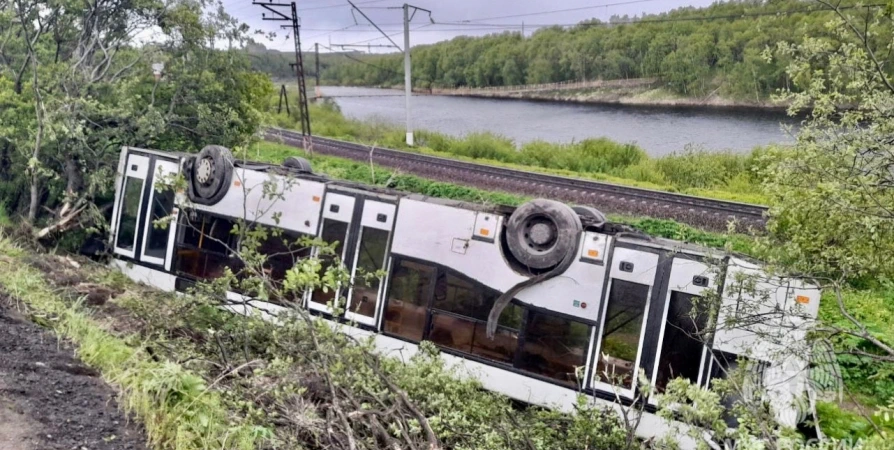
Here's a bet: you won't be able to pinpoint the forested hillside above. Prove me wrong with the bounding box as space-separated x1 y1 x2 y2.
267 0 893 100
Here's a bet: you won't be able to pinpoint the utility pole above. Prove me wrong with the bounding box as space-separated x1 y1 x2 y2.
255 1 312 152
277 84 291 114
349 1 432 146
314 42 321 99
403 4 413 146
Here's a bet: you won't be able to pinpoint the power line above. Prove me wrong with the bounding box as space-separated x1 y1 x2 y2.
440 2 888 28
299 0 389 12
322 44 402 76
277 0 890 52
344 23 431 46
441 0 661 24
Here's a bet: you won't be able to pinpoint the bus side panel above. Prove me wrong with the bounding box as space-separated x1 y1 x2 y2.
189 168 326 235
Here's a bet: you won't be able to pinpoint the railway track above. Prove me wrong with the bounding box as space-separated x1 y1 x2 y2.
264 128 768 231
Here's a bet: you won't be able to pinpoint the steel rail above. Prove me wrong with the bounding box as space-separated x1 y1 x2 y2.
264 127 769 224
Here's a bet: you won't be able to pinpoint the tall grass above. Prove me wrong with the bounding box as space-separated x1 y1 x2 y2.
271 101 769 205
0 240 270 450
0 202 11 228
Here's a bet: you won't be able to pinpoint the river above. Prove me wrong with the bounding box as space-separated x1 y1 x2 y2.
318 86 798 157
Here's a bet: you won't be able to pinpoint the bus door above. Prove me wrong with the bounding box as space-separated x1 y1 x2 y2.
591 246 660 397
343 199 395 327
111 149 179 269
650 257 715 396
139 159 179 270
308 193 355 313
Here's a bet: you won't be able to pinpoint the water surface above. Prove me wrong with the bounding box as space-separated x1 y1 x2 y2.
320 86 798 156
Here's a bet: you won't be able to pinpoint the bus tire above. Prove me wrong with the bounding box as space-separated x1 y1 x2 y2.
573 205 607 229
505 199 581 270
189 145 234 205
283 156 312 173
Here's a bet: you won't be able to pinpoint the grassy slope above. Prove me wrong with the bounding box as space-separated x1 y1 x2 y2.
0 239 642 450
0 240 266 450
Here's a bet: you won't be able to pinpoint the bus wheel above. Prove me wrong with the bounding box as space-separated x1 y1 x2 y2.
505 199 582 271
283 156 312 173
189 145 234 205
572 205 607 229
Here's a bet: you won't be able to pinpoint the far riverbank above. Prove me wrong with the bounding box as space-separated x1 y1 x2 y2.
405 78 790 112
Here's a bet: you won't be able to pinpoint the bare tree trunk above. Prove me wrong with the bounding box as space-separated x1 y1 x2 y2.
28 173 38 222
60 153 82 217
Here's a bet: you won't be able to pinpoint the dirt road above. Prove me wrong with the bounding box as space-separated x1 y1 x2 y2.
0 293 146 450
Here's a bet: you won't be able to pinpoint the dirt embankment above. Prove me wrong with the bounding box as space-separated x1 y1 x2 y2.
0 290 146 450
412 79 788 111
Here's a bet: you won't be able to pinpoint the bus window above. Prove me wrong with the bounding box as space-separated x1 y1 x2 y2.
349 226 389 319
595 279 650 389
655 291 709 392
517 311 590 386
428 271 521 364
383 259 435 341
175 212 241 280
257 231 311 282
143 188 175 260
115 176 144 251
311 219 350 308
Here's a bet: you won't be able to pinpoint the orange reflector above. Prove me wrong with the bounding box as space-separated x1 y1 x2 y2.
233 180 241 187
312 196 321 202
796 295 810 304
587 249 599 257
479 228 490 236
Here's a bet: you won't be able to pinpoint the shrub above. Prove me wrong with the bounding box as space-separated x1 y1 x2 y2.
654 146 751 189
447 132 517 162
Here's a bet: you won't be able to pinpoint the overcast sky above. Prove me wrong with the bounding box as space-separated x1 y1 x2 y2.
224 0 718 53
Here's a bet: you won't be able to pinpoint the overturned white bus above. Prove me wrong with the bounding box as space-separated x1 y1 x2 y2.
108 144 821 444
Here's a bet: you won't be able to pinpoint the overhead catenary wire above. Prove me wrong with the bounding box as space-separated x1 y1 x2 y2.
322 44 402 76
439 0 661 24
341 23 431 46
288 2 887 37
299 0 390 12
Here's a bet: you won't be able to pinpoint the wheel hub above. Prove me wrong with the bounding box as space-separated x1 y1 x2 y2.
522 217 558 252
529 222 554 245
196 157 214 185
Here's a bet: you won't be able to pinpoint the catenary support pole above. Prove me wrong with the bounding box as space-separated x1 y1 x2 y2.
314 42 321 99
403 3 413 146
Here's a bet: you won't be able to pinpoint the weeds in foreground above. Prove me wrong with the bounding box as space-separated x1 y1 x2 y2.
0 258 270 450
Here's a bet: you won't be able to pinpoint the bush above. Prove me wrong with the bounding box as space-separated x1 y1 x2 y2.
447 132 517 162
653 146 751 189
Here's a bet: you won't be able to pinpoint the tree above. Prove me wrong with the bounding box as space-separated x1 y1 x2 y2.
760 1 894 282
0 0 272 239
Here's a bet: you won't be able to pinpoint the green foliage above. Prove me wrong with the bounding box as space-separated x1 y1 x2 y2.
0 202 10 227
758 4 894 280
816 402 879 440
819 286 894 405
0 0 271 229
752 3 894 442
259 1 892 101
654 147 751 190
